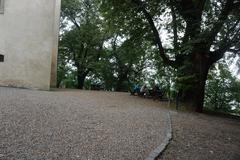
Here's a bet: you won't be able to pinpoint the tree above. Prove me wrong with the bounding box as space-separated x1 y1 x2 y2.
102 0 240 112
91 35 149 91
60 0 105 89
57 45 72 88
110 35 149 91
60 24 104 89
205 60 240 114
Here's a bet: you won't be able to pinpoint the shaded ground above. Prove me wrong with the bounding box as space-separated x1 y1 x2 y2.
0 87 169 160
159 111 240 160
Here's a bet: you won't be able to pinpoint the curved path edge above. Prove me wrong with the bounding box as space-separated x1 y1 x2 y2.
145 112 173 160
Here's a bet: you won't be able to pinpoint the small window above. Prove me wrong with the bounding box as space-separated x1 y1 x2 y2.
0 54 4 62
0 0 4 14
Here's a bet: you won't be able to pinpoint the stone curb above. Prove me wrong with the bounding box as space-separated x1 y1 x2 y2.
145 112 173 160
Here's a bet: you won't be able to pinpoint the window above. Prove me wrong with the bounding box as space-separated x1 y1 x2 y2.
0 54 4 62
0 0 4 14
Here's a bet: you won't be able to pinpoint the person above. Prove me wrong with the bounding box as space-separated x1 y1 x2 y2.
134 84 140 95
140 84 147 97
130 84 140 96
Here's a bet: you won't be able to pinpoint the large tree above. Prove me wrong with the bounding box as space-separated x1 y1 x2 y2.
91 34 150 91
60 0 105 89
102 0 240 112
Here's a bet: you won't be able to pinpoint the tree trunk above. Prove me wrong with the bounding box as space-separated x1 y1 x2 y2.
115 79 125 92
76 64 90 89
179 52 210 113
115 74 128 92
115 83 122 92
77 71 90 89
193 70 208 113
77 74 86 89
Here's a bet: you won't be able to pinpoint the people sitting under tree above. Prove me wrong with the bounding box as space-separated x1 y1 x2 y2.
130 84 141 96
139 84 147 97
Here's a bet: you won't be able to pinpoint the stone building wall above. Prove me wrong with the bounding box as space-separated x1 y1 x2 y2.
0 0 61 90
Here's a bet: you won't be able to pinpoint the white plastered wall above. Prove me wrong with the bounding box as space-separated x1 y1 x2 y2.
0 0 61 90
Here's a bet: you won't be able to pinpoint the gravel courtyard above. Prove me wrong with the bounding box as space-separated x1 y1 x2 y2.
0 87 169 160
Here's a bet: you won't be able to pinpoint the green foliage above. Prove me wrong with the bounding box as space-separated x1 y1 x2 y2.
91 35 150 91
59 0 105 88
57 0 240 113
205 61 240 114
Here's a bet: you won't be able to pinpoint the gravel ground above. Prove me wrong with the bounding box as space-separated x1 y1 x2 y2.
0 87 169 160
159 111 240 160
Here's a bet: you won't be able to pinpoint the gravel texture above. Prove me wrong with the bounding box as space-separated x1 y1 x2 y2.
0 87 169 160
146 113 172 160
159 111 240 160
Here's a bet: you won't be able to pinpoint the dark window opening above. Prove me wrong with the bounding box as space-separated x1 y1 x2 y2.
0 54 4 62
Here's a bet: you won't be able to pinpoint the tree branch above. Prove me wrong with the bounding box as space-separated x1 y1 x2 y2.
132 0 177 68
209 50 225 64
70 16 80 29
174 0 206 41
228 48 240 54
170 0 179 51
205 0 234 47
210 29 240 63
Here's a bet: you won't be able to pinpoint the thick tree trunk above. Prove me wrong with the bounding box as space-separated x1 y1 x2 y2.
193 69 208 112
115 80 125 92
115 83 122 92
179 52 210 112
77 74 86 89
115 74 128 92
77 71 89 89
76 64 89 89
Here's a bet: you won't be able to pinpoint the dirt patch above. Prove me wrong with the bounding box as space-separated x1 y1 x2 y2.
159 111 240 160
